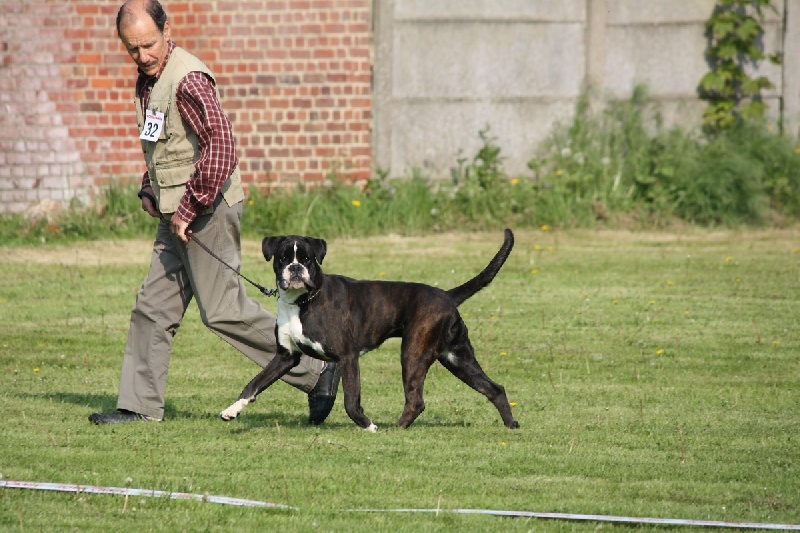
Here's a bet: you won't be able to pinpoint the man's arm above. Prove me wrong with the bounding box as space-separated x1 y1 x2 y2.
174 71 239 228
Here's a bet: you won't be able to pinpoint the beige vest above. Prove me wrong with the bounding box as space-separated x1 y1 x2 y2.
135 47 244 214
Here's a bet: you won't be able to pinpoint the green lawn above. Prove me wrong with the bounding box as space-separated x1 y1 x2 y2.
1 228 798 532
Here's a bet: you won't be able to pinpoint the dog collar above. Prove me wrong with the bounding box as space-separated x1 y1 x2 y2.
282 289 320 307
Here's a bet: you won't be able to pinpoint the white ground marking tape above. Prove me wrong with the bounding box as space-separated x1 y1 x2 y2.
0 480 294 509
3 480 799 529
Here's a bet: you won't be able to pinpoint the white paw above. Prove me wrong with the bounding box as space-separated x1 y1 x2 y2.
365 423 378 433
220 398 249 420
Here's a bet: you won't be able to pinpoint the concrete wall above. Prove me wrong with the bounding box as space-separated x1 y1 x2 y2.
373 0 795 180
1 1 797 215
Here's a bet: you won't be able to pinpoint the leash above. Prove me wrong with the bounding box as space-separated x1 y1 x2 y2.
187 231 278 298
141 189 277 298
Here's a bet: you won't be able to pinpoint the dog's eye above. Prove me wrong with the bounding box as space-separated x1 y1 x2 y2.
295 249 310 263
281 250 293 262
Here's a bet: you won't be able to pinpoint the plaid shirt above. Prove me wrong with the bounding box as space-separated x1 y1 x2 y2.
138 41 239 223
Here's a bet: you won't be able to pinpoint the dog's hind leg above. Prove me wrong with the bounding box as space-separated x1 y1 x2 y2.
396 334 442 429
438 344 520 429
340 355 378 432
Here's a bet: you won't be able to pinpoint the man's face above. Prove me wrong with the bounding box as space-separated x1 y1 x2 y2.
119 16 171 77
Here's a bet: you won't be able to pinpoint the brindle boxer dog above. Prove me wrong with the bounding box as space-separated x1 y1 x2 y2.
221 229 519 432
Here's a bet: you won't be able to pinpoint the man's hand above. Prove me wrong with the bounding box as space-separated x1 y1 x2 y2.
170 212 191 243
139 186 161 218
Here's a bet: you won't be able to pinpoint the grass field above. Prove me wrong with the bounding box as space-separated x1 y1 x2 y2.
1 227 798 532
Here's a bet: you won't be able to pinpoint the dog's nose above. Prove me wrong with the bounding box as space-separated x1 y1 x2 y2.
289 263 304 276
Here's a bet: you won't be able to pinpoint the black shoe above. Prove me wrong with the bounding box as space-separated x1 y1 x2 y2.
308 362 340 425
88 409 158 425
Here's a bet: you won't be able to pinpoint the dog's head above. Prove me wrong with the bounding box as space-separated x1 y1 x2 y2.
262 235 327 294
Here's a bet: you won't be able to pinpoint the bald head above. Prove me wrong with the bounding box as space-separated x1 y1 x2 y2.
117 0 171 76
116 0 168 37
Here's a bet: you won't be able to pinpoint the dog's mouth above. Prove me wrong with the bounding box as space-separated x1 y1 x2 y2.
279 264 314 291
279 278 308 290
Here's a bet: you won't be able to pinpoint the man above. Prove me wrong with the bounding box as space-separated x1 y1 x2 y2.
89 0 339 425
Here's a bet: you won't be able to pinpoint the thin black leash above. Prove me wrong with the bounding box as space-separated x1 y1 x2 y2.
187 231 278 298
143 190 278 298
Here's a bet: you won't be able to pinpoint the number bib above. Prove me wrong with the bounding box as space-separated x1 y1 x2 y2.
139 109 165 142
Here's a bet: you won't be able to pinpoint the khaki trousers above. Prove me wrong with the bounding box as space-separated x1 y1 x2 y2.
117 198 322 419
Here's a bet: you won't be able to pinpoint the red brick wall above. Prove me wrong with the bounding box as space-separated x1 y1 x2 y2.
0 0 372 214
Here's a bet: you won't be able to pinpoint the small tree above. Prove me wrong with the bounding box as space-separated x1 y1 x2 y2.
699 0 782 132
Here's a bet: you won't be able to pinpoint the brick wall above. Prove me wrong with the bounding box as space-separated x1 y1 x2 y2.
0 0 373 215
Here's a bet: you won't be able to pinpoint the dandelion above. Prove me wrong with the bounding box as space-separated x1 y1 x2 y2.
34 368 40 373
510 178 520 185
501 441 508 446
773 339 781 347
612 299 619 305
541 224 550 232
378 271 386 278
601 156 611 167
533 244 542 251
500 351 507 356
555 169 564 177
725 256 733 263
649 300 656 306
560 147 572 158
667 280 674 287
530 268 539 275
656 349 665 356
247 199 254 206
351 200 361 207
510 402 518 407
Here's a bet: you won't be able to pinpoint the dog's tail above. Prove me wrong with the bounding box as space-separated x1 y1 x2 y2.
447 228 514 306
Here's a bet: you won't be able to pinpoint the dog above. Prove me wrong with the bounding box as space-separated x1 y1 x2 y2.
220 229 519 432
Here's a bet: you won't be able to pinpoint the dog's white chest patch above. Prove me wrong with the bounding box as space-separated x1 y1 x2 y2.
277 301 326 356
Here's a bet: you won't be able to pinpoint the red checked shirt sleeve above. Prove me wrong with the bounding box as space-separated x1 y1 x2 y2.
173 71 239 223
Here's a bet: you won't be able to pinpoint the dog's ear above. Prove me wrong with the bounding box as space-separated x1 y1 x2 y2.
309 237 327 264
262 236 282 262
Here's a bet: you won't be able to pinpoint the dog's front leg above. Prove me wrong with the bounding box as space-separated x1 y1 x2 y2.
220 348 301 421
340 355 377 432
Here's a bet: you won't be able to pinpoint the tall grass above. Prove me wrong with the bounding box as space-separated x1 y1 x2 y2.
1 88 798 245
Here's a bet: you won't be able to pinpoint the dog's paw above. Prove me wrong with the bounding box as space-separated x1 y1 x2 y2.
220 398 250 421
364 423 378 433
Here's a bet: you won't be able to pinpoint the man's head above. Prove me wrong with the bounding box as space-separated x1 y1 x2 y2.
116 0 171 77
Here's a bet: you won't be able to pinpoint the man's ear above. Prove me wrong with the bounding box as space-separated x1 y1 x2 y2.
309 238 327 264
262 236 282 262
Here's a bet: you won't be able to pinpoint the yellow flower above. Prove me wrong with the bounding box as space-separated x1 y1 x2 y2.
501 441 508 446
530 268 539 275
352 200 361 207
667 280 674 286
773 339 781 347
656 349 665 356
541 224 550 232
533 244 542 251
649 300 656 305
612 299 619 305
510 402 518 407
34 368 40 372
500 351 507 356
555 169 563 176
248 199 254 206
725 256 733 263
510 178 520 185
